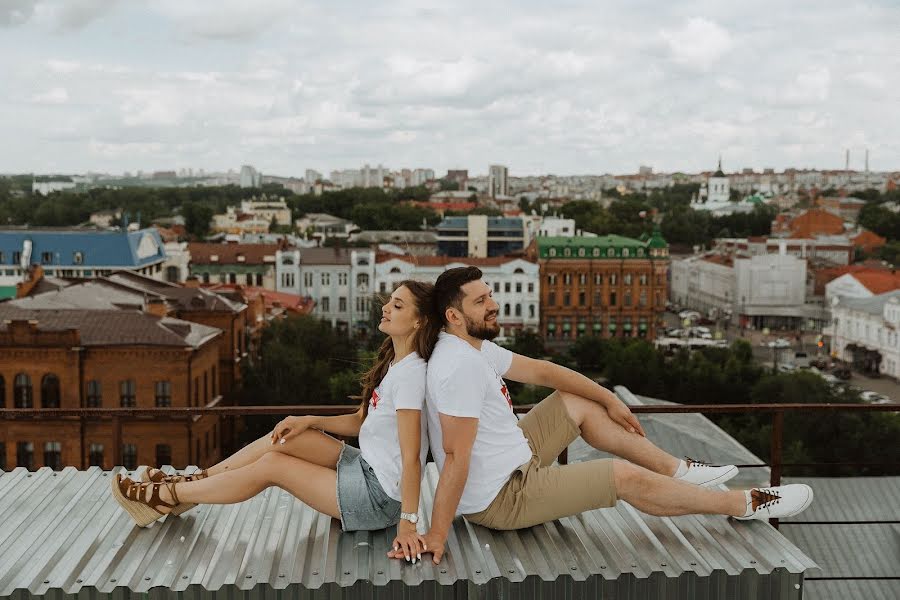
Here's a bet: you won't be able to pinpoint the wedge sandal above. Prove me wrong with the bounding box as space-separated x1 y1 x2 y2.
110 474 181 527
141 468 208 517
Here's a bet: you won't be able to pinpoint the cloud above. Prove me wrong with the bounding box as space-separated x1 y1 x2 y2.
32 87 69 104
0 0 34 26
660 17 733 71
153 0 295 41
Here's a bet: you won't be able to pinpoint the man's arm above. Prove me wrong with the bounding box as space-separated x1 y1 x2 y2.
421 413 479 564
504 353 645 436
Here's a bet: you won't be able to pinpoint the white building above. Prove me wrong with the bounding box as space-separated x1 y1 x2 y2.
489 165 509 198
671 245 819 330
829 291 900 378
275 247 376 336
305 169 323 184
375 254 540 340
239 165 261 188
32 179 77 195
411 168 435 186
538 216 577 237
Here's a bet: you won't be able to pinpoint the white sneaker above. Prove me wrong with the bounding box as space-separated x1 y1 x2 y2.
675 457 739 487
735 484 814 520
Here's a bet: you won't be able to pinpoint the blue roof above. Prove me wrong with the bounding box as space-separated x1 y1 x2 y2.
437 217 523 231
0 228 165 268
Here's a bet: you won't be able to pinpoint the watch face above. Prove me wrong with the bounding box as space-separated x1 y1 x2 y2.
403 513 418 524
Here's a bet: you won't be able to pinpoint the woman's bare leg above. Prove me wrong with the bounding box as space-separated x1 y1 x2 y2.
154 452 340 518
193 428 344 476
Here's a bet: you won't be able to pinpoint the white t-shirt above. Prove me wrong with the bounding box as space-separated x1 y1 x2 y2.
425 332 532 515
358 352 429 502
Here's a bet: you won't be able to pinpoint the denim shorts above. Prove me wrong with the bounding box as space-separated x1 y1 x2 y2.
335 444 402 531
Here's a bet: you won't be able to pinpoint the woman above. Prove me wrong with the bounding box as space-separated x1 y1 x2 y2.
111 281 439 563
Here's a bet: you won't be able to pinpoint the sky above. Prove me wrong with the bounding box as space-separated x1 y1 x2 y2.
2 0 898 177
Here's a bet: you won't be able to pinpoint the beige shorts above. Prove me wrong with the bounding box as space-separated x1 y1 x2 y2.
466 391 617 530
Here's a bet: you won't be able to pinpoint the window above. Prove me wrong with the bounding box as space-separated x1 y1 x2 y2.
339 297 347 312
622 248 630 257
0 442 4 470
579 273 586 285
505 282 511 293
548 274 557 285
321 297 330 312
44 442 62 471
73 251 84 265
281 273 295 288
153 381 171 407
504 304 511 316
515 282 522 293
563 292 571 306
607 248 615 257
639 290 647 307
119 380 136 407
228 272 237 284
281 255 294 265
493 282 500 293
579 292 586 306
41 251 53 264
338 273 347 286
515 304 522 317
624 291 632 307
17 442 34 470
0 251 4 264
578 247 586 257
639 274 648 285
610 292 617 306
156 444 172 467
86 380 101 407
122 444 137 471
357 273 369 287
563 248 571 257
610 274 617 285
41 374 60 408
527 283 534 293
14 373 32 408
564 273 571 285
549 248 557 257
595 273 602 285
246 273 253 285
594 292 601 305
379 282 387 293
321 273 330 285
202 273 210 284
0 375 4 408
592 248 601 257
166 266 179 282
548 292 556 306
624 273 632 285
88 444 104 467
529 305 535 318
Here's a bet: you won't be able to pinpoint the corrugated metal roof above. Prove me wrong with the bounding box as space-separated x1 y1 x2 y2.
782 476 900 522
0 464 816 599
803 580 900 600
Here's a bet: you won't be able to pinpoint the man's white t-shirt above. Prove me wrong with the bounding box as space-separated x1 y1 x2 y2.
425 332 532 515
358 352 429 502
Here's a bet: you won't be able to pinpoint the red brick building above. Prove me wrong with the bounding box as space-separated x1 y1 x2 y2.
532 231 669 345
0 306 222 472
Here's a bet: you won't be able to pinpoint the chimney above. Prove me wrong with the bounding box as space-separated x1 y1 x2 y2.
15 265 45 298
145 297 169 318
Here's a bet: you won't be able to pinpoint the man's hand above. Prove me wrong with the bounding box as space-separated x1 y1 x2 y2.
419 530 446 564
606 399 646 437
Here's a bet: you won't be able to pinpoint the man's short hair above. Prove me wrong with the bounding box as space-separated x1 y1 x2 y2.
433 266 483 326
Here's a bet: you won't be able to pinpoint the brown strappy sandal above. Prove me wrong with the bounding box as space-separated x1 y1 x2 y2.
110 474 180 527
141 468 208 517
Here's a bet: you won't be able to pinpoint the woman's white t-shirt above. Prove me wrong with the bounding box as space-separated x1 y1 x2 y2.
358 352 429 502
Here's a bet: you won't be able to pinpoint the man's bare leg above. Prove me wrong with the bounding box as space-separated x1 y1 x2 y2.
613 460 746 516
559 392 681 476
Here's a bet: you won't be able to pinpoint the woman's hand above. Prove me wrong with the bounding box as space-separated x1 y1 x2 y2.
270 415 316 445
387 521 426 564
606 399 645 437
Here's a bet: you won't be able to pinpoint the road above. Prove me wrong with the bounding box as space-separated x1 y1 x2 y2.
660 312 900 402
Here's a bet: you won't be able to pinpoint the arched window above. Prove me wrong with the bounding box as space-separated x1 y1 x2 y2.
14 373 32 408
390 267 402 274
504 304 511 316
529 304 535 318
41 374 60 408
515 304 522 317
357 273 369 287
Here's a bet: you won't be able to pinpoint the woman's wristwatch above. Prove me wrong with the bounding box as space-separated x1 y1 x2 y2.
400 512 419 524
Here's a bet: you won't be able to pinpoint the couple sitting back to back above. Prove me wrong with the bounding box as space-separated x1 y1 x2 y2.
112 267 814 565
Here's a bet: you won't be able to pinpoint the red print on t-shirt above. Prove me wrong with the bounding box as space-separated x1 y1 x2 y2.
370 389 380 410
500 383 512 408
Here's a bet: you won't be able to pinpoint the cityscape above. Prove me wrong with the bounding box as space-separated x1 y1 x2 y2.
1 1 898 598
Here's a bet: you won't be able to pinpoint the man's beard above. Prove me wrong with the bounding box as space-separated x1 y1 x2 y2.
464 311 500 340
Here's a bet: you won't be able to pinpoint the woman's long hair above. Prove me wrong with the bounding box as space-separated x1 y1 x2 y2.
359 280 440 417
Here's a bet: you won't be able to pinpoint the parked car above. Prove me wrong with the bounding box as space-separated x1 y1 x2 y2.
833 365 851 380
860 391 890 404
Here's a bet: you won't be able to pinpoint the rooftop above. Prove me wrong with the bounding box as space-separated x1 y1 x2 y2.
833 289 900 316
0 228 165 268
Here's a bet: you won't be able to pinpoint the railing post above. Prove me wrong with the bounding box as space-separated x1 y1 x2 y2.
770 410 784 529
112 415 122 468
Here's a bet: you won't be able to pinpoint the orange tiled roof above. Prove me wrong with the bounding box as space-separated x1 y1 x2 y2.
851 271 900 295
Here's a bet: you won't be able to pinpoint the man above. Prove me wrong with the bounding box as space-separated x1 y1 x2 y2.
396 266 813 564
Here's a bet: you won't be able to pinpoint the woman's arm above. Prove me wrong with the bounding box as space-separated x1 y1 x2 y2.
390 409 426 562
272 408 365 444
